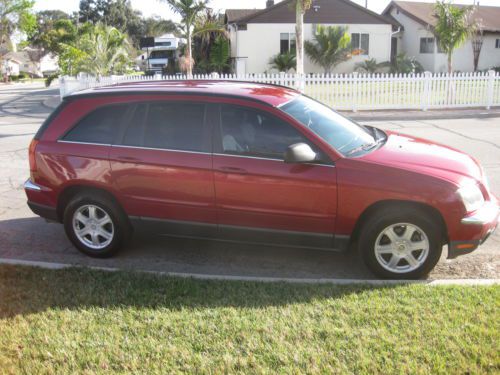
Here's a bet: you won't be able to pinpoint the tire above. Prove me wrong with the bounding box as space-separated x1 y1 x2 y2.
358 206 443 279
63 192 129 258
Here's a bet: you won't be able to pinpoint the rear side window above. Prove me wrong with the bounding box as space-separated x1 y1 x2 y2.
63 105 127 144
126 102 206 152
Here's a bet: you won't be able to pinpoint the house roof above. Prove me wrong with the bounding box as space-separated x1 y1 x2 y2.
225 9 260 23
226 0 396 26
383 1 500 33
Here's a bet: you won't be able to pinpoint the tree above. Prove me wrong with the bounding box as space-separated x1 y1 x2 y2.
0 0 36 69
269 51 296 73
209 36 229 73
77 24 132 76
163 0 223 76
293 0 312 75
78 0 144 48
471 21 483 72
355 58 387 74
193 7 224 72
304 25 351 74
57 23 131 76
24 46 45 77
28 10 69 51
388 53 423 74
139 16 177 38
433 1 476 74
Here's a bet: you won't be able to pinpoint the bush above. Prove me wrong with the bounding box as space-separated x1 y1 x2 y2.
45 73 59 87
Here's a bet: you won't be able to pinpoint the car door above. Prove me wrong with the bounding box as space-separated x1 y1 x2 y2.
213 103 339 249
109 99 217 237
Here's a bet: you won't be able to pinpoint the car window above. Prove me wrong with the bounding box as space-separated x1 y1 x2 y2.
122 104 147 147
220 105 309 159
143 102 205 152
63 105 126 144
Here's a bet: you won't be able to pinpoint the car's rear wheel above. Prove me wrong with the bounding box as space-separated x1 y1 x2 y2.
359 207 443 279
63 192 128 258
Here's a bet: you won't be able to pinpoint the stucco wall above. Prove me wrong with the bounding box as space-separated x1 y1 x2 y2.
230 23 393 74
391 8 500 72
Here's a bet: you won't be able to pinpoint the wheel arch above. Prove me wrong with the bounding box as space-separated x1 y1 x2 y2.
56 184 127 223
350 200 448 246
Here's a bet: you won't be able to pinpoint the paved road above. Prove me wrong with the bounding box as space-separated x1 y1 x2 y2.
0 83 498 279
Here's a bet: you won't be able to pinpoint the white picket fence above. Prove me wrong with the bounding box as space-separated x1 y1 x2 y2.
59 71 500 111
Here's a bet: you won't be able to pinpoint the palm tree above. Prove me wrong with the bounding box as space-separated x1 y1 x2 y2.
388 53 424 74
355 58 387 74
209 36 230 73
269 51 296 73
304 25 351 74
164 0 224 76
78 24 132 76
293 0 312 75
434 1 476 73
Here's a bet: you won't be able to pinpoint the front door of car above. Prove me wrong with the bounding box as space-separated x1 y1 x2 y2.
213 103 338 248
109 100 217 236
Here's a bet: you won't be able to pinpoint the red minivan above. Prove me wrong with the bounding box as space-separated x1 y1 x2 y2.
24 81 498 278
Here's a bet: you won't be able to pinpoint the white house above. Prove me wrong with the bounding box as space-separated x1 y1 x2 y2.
2 57 21 76
383 1 500 73
225 0 397 75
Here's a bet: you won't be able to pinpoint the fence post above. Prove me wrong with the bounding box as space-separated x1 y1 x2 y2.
486 70 495 110
59 76 65 99
422 71 431 111
351 72 358 112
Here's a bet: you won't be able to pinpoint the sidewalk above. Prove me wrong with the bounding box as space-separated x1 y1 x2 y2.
43 94 500 121
346 107 500 122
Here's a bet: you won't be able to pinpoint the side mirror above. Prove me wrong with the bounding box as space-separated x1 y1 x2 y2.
284 143 317 164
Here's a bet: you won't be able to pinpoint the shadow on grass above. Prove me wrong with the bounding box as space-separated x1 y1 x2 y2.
0 264 400 319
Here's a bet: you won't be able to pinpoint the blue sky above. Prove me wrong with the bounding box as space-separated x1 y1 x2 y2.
34 0 500 20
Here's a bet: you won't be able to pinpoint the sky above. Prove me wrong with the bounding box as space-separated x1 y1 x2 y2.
34 0 500 20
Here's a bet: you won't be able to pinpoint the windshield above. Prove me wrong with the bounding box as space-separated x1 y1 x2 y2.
280 96 377 157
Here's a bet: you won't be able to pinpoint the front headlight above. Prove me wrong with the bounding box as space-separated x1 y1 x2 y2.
457 183 484 213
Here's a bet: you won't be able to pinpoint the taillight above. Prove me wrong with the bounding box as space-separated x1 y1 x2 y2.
28 139 39 172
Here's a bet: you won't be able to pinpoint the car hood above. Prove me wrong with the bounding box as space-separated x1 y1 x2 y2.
361 130 483 185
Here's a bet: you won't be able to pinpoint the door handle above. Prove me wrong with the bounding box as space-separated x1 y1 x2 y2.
218 166 248 174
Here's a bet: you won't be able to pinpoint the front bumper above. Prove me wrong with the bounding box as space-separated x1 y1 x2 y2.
448 201 499 259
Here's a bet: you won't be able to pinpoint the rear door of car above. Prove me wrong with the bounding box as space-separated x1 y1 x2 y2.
109 98 218 237
212 102 339 249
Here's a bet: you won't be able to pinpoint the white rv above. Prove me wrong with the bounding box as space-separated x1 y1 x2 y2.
141 33 183 74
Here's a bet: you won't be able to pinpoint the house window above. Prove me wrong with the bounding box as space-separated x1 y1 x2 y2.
496 39 500 48
280 33 296 54
351 33 369 55
420 37 435 54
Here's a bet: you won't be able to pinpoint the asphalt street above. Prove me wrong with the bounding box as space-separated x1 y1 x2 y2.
0 83 498 279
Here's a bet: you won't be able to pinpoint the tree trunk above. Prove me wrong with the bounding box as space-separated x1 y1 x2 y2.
187 29 193 77
448 53 452 74
295 1 304 75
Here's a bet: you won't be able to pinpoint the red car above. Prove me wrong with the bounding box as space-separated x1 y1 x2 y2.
24 81 498 279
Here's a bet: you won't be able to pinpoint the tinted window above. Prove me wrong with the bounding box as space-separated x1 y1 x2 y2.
63 105 125 144
143 102 205 151
122 104 147 147
220 105 309 159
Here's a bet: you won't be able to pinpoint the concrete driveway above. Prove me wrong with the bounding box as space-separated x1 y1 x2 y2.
0 83 498 279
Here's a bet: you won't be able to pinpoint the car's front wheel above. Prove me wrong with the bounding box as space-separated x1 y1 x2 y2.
359 207 443 279
63 192 129 258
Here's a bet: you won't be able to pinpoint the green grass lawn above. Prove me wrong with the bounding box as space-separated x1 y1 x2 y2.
1 265 498 374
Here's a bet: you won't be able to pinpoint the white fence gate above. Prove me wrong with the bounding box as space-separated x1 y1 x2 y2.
59 71 500 111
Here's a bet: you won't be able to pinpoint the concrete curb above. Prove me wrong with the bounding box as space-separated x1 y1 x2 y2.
1 258 498 285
